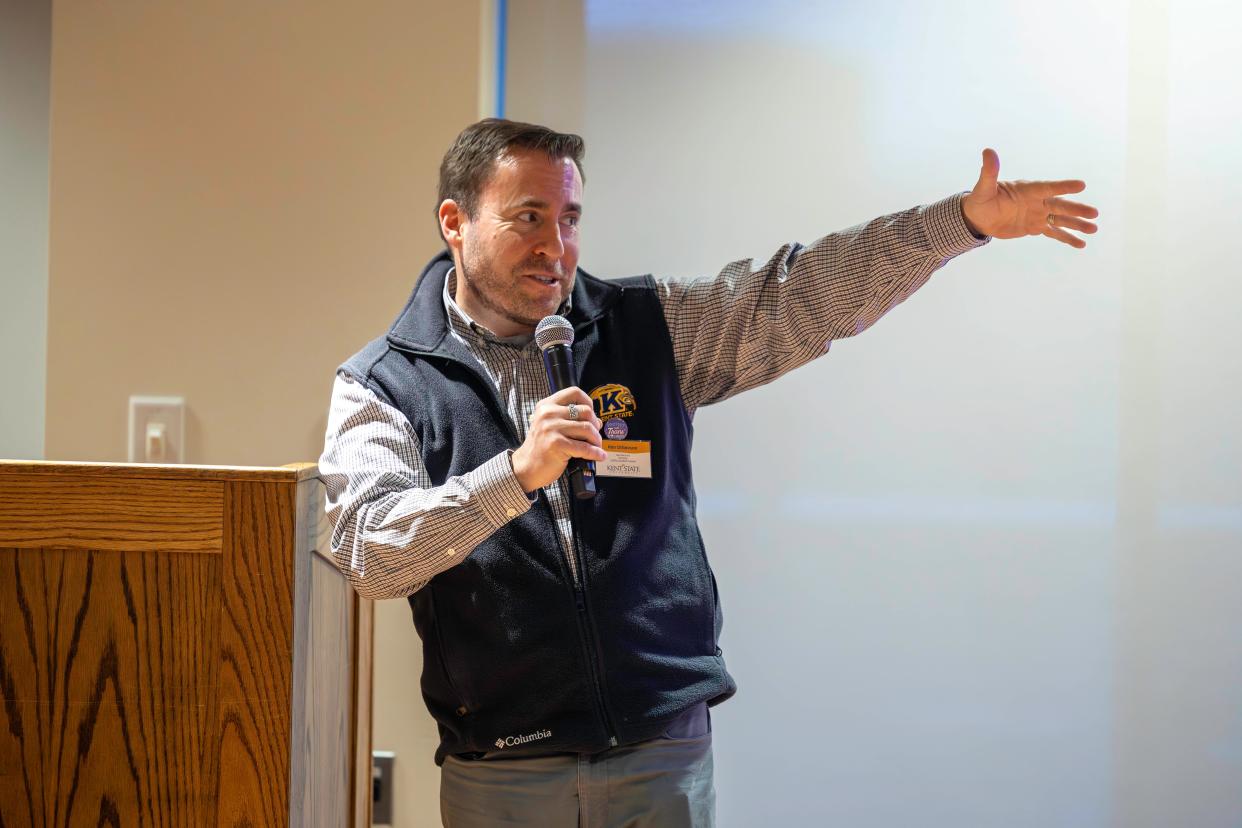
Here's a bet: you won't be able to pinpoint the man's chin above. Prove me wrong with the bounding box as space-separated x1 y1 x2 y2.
519 308 560 328
508 304 556 331
522 294 570 322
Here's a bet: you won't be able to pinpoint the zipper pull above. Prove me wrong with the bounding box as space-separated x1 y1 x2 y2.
574 589 586 613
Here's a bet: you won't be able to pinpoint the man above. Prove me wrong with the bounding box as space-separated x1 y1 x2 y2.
319 118 1098 827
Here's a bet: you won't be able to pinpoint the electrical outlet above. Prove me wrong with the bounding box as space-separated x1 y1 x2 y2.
372 751 395 825
128 396 185 463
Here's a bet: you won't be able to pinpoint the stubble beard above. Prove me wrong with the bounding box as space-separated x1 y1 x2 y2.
460 246 571 331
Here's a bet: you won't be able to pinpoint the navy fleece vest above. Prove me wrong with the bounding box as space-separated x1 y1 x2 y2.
341 252 736 765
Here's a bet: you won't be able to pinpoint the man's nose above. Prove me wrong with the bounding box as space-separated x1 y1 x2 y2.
534 221 565 258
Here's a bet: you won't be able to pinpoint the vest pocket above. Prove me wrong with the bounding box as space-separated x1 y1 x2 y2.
694 525 721 655
428 588 471 713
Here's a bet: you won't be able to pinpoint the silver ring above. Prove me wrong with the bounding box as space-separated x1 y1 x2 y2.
567 403 580 421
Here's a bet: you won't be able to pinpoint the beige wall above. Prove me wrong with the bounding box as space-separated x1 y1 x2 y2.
45 0 485 468
45 2 491 826
504 0 584 134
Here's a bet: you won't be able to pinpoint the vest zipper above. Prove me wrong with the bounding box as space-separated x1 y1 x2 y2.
568 501 619 748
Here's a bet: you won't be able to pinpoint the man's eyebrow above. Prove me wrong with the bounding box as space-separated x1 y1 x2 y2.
512 198 583 213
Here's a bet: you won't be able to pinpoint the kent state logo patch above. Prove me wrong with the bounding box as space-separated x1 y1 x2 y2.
590 383 637 420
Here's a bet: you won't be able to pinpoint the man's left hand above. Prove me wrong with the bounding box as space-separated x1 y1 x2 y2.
961 148 1099 248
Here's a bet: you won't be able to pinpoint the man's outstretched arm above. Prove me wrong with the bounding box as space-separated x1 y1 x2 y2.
660 150 1098 413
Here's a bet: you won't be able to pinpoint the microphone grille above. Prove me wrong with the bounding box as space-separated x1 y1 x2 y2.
535 315 574 351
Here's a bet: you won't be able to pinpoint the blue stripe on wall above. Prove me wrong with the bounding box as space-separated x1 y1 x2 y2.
495 0 507 118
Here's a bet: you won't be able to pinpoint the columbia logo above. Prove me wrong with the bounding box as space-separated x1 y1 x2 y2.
493 729 552 749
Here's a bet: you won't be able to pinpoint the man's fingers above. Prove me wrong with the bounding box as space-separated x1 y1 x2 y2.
530 407 602 433
1048 214 1098 235
539 405 603 446
562 403 601 426
1045 196 1099 220
560 420 603 447
1035 179 1087 197
546 386 593 405
536 388 596 422
1043 223 1087 249
557 433 608 461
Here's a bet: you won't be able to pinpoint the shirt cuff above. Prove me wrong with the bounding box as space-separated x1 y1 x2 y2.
921 191 991 257
469 450 535 527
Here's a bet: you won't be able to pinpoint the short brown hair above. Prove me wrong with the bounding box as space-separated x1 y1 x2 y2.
436 118 586 238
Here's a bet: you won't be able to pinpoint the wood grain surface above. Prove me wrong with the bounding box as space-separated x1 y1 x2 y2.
0 547 221 826
0 460 319 484
0 474 224 553
213 480 295 827
0 467 365 827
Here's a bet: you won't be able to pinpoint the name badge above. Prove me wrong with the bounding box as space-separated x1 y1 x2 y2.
597 440 652 478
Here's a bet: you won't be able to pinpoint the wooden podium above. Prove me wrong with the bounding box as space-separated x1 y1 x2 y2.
0 461 372 827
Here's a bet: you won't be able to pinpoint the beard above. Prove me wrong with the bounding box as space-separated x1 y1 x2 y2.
459 243 573 330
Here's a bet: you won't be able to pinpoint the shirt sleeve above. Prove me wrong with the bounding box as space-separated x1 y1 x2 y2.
656 191 989 414
317 372 534 600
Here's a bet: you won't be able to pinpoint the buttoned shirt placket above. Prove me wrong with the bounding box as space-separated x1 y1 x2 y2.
441 269 581 584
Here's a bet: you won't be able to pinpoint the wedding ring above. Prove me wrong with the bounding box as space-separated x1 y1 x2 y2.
1046 213 1055 226
567 403 580 421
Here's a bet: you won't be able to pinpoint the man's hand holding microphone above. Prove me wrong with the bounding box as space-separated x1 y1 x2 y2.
512 386 607 494
512 314 603 499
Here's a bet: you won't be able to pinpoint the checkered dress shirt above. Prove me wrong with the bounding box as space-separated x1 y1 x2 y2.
319 192 987 598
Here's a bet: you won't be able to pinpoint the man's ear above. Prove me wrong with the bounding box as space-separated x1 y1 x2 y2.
439 199 466 252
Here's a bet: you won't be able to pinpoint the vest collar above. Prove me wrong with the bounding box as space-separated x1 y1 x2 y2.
386 250 624 354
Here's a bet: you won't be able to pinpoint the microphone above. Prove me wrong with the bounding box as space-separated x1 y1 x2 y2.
535 315 597 500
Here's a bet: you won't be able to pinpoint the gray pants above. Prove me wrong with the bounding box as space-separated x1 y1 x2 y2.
440 705 714 828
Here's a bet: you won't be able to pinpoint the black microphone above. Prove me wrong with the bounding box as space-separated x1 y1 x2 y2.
535 315 597 500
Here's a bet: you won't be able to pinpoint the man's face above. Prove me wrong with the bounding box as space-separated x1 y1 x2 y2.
444 147 583 337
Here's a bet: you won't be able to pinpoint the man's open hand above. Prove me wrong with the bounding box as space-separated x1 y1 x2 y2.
961 148 1099 248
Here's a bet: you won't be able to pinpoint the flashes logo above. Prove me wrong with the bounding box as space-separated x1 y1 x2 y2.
590 383 637 420
493 729 552 750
